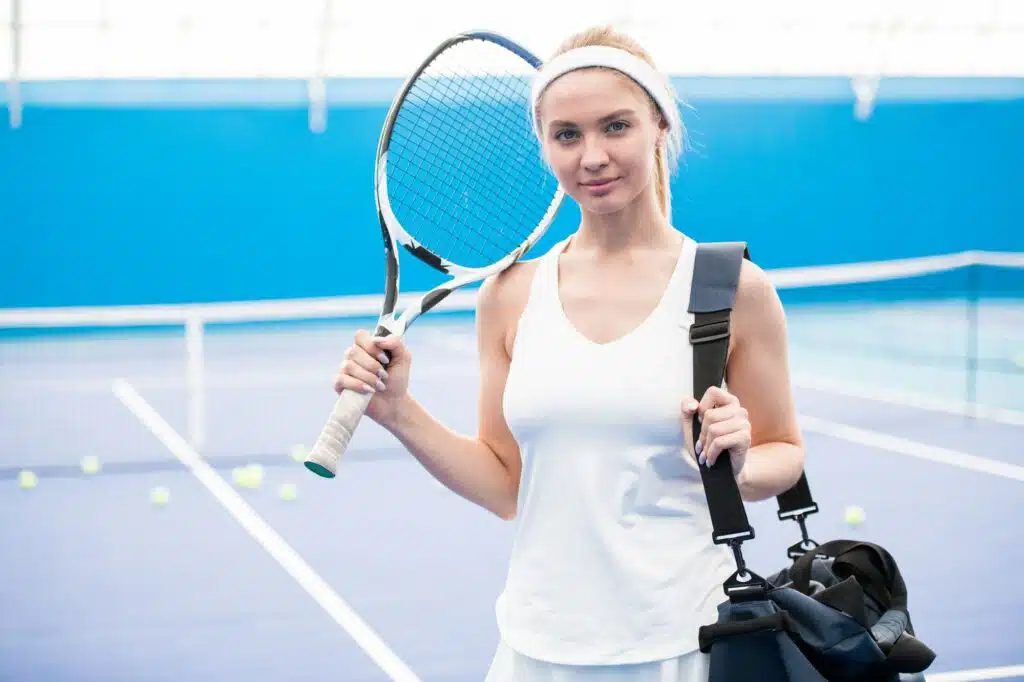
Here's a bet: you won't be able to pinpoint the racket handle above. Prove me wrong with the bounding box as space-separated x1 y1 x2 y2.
304 388 374 478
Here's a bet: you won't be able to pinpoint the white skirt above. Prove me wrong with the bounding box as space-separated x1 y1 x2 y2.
484 640 710 682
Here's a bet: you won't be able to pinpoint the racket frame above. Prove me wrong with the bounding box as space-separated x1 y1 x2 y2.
304 30 565 478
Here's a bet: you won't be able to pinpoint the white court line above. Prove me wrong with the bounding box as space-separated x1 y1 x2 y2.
6 363 477 393
928 664 1024 682
110 378 422 682
793 375 1024 427
425 328 1024 429
799 415 1024 483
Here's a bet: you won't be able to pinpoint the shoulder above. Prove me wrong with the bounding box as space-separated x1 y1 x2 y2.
736 257 779 307
475 256 544 351
688 240 777 321
477 256 542 314
732 257 786 341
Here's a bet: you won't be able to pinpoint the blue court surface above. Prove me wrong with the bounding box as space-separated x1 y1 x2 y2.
1 298 1023 682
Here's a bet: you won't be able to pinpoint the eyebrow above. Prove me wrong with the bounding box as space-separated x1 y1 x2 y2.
548 108 637 128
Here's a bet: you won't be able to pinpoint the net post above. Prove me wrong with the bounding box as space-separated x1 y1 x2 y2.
307 0 332 134
965 257 979 421
851 75 879 122
308 77 326 133
8 0 23 130
185 316 206 451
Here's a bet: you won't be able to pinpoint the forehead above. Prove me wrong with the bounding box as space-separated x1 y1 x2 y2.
537 68 650 123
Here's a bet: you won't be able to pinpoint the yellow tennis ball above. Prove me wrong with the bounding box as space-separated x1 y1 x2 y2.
18 470 38 490
81 455 101 475
278 483 297 502
844 505 866 526
232 466 249 488
246 464 264 488
150 486 170 507
290 444 308 463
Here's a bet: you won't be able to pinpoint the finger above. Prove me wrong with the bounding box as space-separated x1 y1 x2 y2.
703 426 750 468
371 335 413 367
681 397 705 461
697 416 744 463
681 406 697 460
697 386 731 416
355 329 393 366
697 417 728 458
695 404 739 453
701 403 743 427
345 341 389 379
333 370 379 395
338 348 388 393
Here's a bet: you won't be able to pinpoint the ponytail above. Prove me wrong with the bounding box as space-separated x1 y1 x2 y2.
653 140 671 221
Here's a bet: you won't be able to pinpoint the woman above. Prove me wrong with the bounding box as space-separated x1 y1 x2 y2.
332 25 805 682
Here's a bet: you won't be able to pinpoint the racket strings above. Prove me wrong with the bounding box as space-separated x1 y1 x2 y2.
424 67 555 221
385 39 559 270
390 81 547 257
391 77 543 258
433 71 555 220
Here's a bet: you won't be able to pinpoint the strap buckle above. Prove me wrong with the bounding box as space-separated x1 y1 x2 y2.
780 507 822 559
722 539 768 602
712 528 755 545
689 319 730 345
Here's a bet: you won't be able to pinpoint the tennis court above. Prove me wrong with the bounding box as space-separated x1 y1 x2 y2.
3 2 1024 681
2 257 1024 682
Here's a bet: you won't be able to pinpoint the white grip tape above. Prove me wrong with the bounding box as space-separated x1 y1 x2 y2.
306 388 375 476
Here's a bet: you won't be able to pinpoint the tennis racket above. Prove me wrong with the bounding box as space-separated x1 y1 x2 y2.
304 30 565 478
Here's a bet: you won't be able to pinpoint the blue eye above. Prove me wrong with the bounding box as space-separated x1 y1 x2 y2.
554 129 579 142
607 120 629 133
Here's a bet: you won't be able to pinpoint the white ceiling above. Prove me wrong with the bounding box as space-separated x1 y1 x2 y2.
3 0 1023 80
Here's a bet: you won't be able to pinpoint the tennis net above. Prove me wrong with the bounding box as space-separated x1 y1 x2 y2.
1 249 1022 475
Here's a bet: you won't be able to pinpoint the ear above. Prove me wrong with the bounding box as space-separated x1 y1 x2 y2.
655 117 668 147
651 112 668 144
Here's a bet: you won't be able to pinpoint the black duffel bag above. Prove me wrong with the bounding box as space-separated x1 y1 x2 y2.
685 242 937 682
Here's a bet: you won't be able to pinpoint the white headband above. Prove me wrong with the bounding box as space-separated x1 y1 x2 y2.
530 45 682 140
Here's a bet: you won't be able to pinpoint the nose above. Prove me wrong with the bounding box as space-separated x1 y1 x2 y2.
580 136 609 172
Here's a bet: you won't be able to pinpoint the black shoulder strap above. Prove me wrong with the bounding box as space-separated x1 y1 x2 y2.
688 242 755 547
688 242 819 557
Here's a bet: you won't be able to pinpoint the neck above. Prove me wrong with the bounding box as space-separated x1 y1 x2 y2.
571 184 676 254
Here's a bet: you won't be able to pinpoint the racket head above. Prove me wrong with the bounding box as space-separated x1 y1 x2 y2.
304 31 562 480
375 31 564 278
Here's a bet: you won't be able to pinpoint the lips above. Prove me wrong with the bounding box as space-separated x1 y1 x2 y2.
581 177 619 196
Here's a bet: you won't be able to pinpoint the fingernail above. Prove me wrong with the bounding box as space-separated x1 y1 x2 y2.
695 440 703 456
377 368 388 381
685 399 698 412
377 352 389 365
375 379 386 392
698 454 706 466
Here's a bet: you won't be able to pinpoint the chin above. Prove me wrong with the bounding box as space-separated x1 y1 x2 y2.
575 187 637 216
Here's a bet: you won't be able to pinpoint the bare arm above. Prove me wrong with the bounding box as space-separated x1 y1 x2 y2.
373 271 523 519
384 395 519 519
726 260 805 502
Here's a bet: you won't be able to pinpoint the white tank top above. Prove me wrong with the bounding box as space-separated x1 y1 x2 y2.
497 235 736 666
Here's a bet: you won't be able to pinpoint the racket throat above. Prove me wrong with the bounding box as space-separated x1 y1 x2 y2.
374 317 400 338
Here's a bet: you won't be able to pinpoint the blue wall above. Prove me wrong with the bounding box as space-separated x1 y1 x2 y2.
2 78 1022 308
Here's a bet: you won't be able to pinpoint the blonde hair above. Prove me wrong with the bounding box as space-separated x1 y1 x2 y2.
540 25 685 220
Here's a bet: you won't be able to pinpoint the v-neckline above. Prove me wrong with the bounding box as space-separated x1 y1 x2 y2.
551 236 689 349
